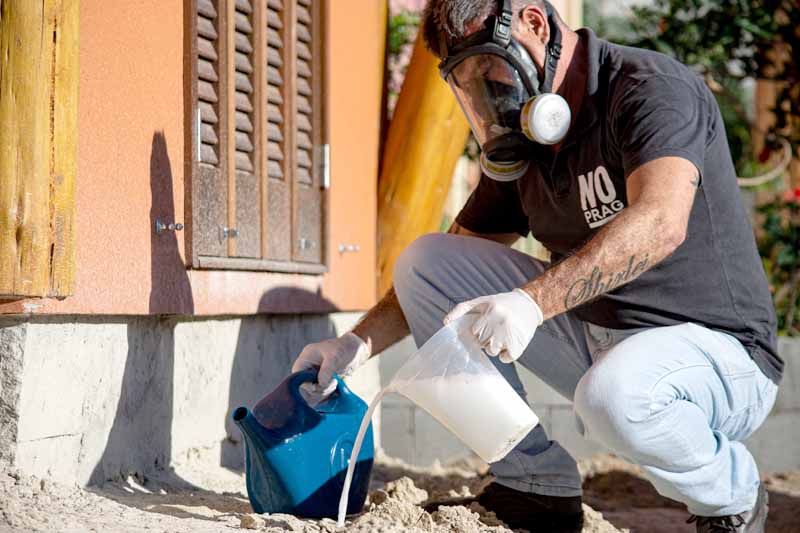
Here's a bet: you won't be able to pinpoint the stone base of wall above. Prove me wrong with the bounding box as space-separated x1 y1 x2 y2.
0 313 381 486
2 314 797 486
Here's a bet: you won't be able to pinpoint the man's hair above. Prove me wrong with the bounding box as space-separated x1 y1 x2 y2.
421 0 552 59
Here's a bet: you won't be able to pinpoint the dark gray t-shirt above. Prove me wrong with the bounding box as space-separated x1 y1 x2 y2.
456 29 782 383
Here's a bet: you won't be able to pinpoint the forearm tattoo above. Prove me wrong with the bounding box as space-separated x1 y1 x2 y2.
564 254 650 309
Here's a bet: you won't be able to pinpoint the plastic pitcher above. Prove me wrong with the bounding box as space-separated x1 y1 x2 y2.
232 369 374 518
391 315 539 464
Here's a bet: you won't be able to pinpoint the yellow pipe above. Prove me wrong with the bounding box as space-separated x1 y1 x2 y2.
376 33 470 297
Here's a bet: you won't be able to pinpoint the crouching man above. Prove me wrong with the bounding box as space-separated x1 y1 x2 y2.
292 1 782 531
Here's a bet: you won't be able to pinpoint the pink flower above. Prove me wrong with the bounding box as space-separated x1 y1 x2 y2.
781 187 800 203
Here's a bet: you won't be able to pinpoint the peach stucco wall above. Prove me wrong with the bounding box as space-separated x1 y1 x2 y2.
0 0 383 316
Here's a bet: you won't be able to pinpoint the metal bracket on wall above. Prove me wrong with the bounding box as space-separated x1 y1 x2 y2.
155 218 184 234
338 244 360 253
196 108 202 162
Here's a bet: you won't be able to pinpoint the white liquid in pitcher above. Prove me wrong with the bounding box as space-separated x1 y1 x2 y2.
336 388 390 528
398 373 537 464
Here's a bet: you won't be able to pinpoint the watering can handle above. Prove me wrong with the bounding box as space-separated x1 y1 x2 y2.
288 368 359 411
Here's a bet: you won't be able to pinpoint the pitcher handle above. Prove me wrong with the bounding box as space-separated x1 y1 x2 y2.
288 369 362 413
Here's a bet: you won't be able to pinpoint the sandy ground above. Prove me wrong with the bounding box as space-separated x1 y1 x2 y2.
1 453 798 533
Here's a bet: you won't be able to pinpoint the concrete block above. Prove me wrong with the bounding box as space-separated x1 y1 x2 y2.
380 402 416 463
517 366 572 406
15 434 85 482
773 338 800 412
15 319 133 484
745 411 800 473
4 312 379 486
0 319 26 467
173 317 247 471
377 335 416 389
530 404 553 436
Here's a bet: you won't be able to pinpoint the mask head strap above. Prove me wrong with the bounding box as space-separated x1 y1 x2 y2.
439 0 513 58
485 0 562 94
541 0 562 93
492 0 514 46
440 0 562 91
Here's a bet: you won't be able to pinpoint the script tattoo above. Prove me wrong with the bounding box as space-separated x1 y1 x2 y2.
564 254 649 309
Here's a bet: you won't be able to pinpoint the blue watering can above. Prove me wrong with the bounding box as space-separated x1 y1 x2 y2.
232 369 374 518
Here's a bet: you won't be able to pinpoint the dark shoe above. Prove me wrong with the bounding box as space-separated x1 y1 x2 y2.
687 483 768 532
426 482 583 533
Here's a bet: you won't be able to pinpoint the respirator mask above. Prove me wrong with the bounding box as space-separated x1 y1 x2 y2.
438 0 570 181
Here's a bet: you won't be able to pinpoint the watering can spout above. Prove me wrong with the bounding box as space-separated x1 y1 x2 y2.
232 406 277 449
232 405 290 514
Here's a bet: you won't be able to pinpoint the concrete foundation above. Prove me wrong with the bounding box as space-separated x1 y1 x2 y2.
1 314 798 487
0 313 381 486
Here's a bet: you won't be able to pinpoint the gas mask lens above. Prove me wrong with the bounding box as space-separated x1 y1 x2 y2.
446 54 531 147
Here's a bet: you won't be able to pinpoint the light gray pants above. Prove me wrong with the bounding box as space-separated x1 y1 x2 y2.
391 233 777 516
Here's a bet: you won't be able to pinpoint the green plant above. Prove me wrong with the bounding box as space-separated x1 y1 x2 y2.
386 10 421 117
757 189 800 335
388 10 420 57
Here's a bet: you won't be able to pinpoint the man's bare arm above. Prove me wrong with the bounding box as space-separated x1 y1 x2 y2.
352 222 520 355
351 287 409 356
521 157 699 319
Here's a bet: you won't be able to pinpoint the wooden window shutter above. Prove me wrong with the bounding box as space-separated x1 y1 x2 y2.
266 0 292 261
292 0 324 264
189 0 326 272
194 0 228 258
232 0 261 258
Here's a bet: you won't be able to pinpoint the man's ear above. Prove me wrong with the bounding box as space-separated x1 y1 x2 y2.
518 4 549 45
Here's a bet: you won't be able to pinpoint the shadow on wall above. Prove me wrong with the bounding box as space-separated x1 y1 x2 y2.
90 132 194 486
220 288 338 471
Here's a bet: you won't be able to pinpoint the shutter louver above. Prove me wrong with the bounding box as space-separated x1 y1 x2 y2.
232 0 262 258
292 0 323 264
267 0 285 180
234 0 255 173
193 0 227 259
265 0 291 261
197 0 220 167
295 0 314 186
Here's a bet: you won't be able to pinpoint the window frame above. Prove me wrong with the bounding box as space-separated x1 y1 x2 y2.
183 0 329 275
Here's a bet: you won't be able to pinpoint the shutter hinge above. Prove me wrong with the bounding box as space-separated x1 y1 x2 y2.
220 227 240 241
321 143 330 190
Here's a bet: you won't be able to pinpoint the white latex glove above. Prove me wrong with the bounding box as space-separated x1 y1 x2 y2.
444 289 543 364
291 333 371 396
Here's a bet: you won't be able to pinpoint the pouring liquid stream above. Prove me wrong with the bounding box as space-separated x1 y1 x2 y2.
336 387 391 527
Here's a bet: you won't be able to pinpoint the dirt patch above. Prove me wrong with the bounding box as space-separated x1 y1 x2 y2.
2 453 797 532
580 455 800 533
